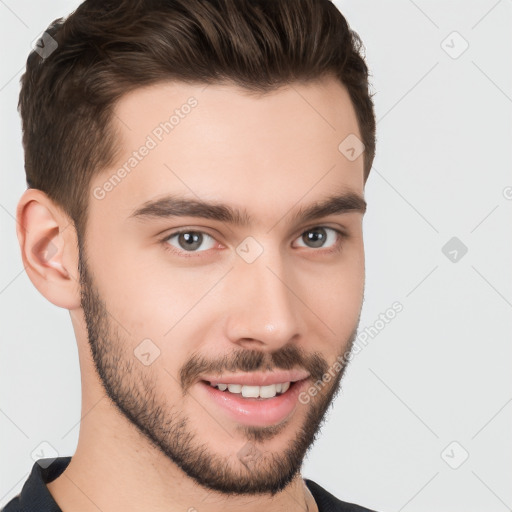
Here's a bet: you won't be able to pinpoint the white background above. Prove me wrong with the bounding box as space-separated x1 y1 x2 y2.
1 1 511 511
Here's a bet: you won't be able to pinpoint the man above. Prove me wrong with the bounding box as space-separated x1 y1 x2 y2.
4 0 378 510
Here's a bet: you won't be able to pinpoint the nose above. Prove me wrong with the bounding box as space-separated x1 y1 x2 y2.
224 251 303 352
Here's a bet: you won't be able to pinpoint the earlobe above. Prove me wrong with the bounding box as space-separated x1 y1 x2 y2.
16 189 81 310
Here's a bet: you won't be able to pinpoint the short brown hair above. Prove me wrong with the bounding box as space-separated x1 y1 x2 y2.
18 0 376 238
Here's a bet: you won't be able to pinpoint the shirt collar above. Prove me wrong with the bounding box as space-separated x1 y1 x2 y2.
17 457 71 511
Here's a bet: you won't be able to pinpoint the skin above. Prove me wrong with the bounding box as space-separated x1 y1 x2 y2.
16 75 366 512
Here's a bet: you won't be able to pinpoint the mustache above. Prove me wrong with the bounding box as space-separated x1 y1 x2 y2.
180 344 329 392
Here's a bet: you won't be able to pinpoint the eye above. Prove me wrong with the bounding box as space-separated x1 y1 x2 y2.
161 226 345 258
163 230 217 253
294 227 342 250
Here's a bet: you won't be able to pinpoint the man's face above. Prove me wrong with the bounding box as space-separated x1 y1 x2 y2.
79 77 366 495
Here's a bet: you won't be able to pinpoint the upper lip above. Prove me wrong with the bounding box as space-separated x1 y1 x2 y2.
200 369 310 387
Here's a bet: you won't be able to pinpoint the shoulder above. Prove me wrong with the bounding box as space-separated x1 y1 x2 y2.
305 479 379 512
1 457 71 512
1 495 21 512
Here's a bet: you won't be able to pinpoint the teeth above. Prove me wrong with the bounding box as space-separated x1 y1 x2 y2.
241 385 260 398
209 381 291 399
259 384 277 399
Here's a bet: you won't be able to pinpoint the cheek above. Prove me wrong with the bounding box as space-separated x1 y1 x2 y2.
300 250 364 342
92 253 228 375
314 272 363 327
87 222 364 366
89 232 212 331
304 239 364 304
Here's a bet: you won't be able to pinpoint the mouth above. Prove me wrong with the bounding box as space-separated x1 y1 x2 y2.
204 380 295 399
196 376 310 427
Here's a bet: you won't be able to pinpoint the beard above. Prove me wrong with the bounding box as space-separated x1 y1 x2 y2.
77 239 359 496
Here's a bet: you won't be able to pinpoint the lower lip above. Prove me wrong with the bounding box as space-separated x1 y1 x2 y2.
197 379 310 427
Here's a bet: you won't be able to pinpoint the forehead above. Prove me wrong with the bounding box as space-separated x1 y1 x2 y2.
91 77 365 225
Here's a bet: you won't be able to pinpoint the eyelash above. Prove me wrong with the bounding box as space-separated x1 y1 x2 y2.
160 226 348 259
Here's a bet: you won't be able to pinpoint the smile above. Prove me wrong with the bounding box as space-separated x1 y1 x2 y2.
197 377 310 427
207 381 291 399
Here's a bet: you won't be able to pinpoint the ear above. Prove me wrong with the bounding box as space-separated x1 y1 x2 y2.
16 189 81 310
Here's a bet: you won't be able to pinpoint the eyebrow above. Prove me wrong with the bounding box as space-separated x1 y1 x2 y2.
129 192 366 226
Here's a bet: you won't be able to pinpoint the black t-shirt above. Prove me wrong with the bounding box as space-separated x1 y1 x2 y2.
1 457 377 512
